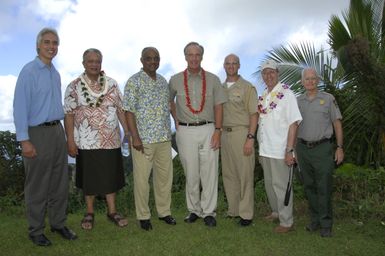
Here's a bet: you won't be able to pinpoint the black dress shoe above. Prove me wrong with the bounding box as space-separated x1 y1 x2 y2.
320 228 332 237
306 222 320 232
239 218 252 227
159 215 176 225
51 226 78 240
139 219 153 231
203 216 216 227
29 234 52 246
184 213 199 223
225 215 239 219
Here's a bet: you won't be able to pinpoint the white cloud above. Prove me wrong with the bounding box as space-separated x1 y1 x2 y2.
33 0 75 21
0 75 17 131
1 0 350 131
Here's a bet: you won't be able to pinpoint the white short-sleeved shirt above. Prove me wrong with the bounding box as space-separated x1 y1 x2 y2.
257 82 302 159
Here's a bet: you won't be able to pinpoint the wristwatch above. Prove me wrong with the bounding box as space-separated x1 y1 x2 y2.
246 133 255 139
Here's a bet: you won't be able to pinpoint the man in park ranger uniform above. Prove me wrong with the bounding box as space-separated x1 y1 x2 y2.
220 54 258 226
296 67 344 238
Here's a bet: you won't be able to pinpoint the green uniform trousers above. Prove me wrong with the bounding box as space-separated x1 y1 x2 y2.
296 141 334 228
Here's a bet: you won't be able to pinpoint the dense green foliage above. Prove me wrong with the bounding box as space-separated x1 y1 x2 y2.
1 129 384 221
0 131 24 208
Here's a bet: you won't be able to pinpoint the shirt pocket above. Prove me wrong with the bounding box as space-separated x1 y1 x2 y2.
229 91 242 103
314 104 329 119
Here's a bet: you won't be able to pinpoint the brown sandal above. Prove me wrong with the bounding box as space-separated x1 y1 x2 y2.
81 213 94 230
107 213 128 227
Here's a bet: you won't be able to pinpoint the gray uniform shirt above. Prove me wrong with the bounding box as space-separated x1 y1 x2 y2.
297 91 342 141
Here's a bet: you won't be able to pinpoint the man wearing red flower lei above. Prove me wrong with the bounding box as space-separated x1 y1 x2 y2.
169 42 227 227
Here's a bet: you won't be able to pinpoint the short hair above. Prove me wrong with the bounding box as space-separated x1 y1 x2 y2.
36 27 59 53
141 47 159 58
301 67 320 80
184 42 204 56
82 48 103 63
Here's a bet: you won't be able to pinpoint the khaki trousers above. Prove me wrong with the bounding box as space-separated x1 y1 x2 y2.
176 123 218 217
131 141 173 220
221 126 254 219
260 156 293 227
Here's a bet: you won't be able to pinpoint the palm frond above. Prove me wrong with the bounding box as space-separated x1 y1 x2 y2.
253 42 343 95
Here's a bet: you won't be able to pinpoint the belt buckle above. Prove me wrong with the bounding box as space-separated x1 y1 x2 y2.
306 142 315 148
305 141 314 148
225 128 232 132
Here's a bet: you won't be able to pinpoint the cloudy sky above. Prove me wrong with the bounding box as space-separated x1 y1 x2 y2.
0 0 350 132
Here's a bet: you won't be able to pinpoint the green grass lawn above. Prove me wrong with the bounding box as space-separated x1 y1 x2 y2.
1 207 384 256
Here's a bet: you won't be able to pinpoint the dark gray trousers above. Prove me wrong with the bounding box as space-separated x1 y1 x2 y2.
23 123 68 236
296 141 334 228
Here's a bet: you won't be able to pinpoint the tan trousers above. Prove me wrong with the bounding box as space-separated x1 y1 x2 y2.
221 126 254 220
131 141 173 220
176 123 218 217
260 156 293 227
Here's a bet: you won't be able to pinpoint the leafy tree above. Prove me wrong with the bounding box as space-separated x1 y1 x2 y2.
328 0 385 167
256 0 385 167
254 41 345 95
0 131 24 203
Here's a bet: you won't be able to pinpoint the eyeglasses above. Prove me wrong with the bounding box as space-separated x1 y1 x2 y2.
224 62 239 66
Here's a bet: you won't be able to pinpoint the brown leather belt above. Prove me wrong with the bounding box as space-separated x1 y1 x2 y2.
179 121 212 126
38 120 60 127
298 138 330 148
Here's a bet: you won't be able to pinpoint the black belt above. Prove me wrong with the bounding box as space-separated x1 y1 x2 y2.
38 120 60 127
179 121 212 127
298 138 330 148
223 126 247 132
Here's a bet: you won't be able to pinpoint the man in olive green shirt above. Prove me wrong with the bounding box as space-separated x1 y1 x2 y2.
169 42 227 227
221 54 258 226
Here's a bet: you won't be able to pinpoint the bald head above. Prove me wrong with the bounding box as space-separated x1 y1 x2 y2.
224 54 240 65
224 54 241 81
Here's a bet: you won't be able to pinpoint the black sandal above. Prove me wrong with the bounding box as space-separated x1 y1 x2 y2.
81 213 94 230
107 213 128 227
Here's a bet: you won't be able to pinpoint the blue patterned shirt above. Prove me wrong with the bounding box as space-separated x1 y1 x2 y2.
123 69 171 144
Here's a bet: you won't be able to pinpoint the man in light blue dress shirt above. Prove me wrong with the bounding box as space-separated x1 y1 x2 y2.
13 27 77 246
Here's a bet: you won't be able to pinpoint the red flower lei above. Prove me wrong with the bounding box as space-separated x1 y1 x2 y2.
183 68 206 114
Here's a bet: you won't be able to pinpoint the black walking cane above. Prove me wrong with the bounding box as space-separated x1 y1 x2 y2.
284 164 295 206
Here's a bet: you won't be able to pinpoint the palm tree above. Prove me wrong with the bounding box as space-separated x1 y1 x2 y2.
257 0 385 167
328 0 385 167
254 42 345 95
